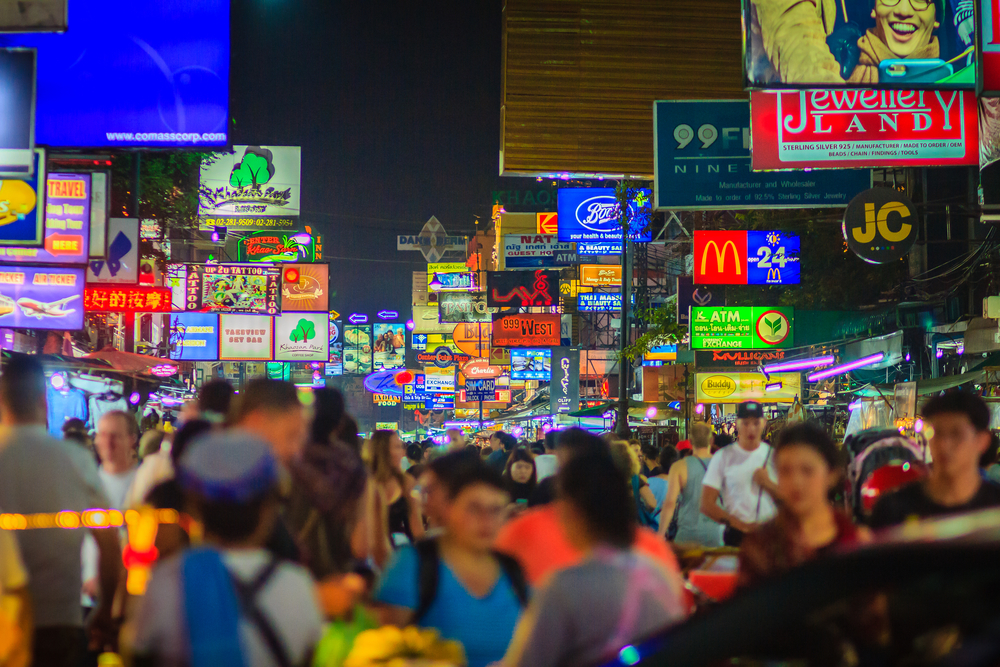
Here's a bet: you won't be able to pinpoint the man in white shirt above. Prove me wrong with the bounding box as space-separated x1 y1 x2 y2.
94 411 139 510
700 401 780 546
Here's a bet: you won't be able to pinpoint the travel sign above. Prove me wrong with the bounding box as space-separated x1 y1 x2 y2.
691 306 794 350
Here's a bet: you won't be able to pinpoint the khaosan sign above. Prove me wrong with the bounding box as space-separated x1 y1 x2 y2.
274 312 329 362
0 265 85 330
237 231 318 262
557 188 652 247
743 0 975 89
694 230 800 285
199 146 301 230
219 314 274 361
691 306 794 350
696 372 801 404
751 90 979 170
654 101 870 210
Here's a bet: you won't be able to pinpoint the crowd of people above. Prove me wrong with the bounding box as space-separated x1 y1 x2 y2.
0 352 998 667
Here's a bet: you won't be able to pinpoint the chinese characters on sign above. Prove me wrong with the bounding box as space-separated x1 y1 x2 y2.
84 286 171 313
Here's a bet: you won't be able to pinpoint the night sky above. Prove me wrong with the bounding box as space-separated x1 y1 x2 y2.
230 1 502 318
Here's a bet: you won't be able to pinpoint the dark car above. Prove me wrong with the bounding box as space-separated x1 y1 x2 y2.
601 509 1000 667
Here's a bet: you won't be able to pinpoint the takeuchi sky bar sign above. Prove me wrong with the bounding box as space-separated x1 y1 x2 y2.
750 90 978 170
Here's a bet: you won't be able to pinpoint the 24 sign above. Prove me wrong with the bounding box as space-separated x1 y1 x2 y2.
694 230 799 285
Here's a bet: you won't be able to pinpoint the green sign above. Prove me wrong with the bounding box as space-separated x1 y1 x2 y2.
691 307 794 350
236 231 318 262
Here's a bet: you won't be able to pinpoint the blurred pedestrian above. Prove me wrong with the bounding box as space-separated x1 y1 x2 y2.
231 379 307 466
646 446 678 529
196 378 234 424
61 418 91 451
610 441 659 529
0 524 30 667
370 430 424 547
417 450 481 534
403 442 423 473
94 410 140 510
503 448 537 505
658 424 724 547
446 428 466 451
641 442 663 478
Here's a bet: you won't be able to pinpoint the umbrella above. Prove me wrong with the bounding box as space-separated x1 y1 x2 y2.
83 347 179 373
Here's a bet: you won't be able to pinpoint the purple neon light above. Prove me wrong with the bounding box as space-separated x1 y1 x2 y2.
807 353 885 382
762 355 835 374
765 382 783 392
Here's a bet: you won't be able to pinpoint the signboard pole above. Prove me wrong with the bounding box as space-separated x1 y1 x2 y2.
617 210 631 437
478 325 484 431
126 155 140 353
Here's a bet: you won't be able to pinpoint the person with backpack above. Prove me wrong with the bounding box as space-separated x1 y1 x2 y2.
131 430 323 667
658 423 724 547
373 459 528 667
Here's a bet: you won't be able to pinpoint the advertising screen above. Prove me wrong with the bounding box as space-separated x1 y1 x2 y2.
373 323 406 371
691 306 794 350
219 314 273 361
1 0 229 148
743 0 975 89
175 264 281 314
280 264 328 312
511 348 552 380
87 218 137 282
274 312 329 362
199 146 300 230
557 188 652 245
487 269 559 308
327 317 343 375
492 314 560 348
694 230 800 285
502 234 575 268
751 90 978 169
0 152 44 248
236 231 318 262
654 100 870 210
169 313 219 361
343 325 373 375
0 265 83 330
0 49 34 177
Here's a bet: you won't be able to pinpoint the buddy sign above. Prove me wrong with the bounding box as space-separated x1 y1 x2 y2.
691 306 794 350
751 90 978 170
696 372 801 404
843 188 917 264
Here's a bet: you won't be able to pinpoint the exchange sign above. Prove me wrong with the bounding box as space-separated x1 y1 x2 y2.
492 313 560 348
694 230 800 285
557 188 652 245
691 306 794 350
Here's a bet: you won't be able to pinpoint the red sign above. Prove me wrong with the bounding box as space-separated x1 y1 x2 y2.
84 286 172 313
694 231 747 284
985 1 1000 95
461 359 503 379
751 90 978 170
491 314 560 348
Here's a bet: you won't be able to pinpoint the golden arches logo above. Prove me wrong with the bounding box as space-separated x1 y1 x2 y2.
700 240 742 276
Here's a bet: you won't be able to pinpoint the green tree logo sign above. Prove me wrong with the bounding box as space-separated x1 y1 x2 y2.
289 318 316 343
755 310 790 346
230 147 276 188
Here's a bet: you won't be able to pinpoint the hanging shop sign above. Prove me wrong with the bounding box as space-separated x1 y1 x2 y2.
0 148 45 246
579 264 622 287
87 217 137 283
430 272 477 292
694 230 800 285
696 372 802 404
173 263 281 314
557 188 652 246
397 216 466 263
985 0 1000 96
416 346 472 368
487 269 558 308
550 347 580 414
676 276 723 328
461 358 503 379
843 187 918 264
751 90 978 170
537 212 558 234
169 313 219 361
84 286 171 313
219 314 274 361
0 265 84 330
492 313 560 348
373 394 401 407
511 348 551 380
327 317 343 375
411 305 454 334
274 312 329 362
237 230 318 262
199 146 301 230
654 100 869 210
452 323 491 358
438 292 492 323
502 234 575 268
422 367 456 394
343 324 373 375
577 292 622 312
695 350 788 370
691 306 794 350
364 368 418 396
373 322 406 371
280 264 328 312
464 379 496 402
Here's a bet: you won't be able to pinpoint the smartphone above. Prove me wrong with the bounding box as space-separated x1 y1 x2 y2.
878 59 953 84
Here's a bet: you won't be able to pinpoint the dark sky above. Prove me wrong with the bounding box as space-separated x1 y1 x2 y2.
230 0 502 318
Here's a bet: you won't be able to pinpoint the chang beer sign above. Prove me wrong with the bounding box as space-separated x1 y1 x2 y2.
236 230 319 262
691 306 793 349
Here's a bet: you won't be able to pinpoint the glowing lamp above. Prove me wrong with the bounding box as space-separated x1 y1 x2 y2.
936 349 944 359
406 319 415 331
284 267 300 284
807 353 886 382
129 392 141 405
765 382 783 392
645 406 657 420
695 404 705 415
50 372 67 390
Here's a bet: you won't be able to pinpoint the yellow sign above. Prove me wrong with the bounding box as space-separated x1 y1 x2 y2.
695 372 801 404
426 262 468 286
579 264 622 286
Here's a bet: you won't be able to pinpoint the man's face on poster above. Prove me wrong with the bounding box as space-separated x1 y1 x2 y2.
873 0 939 58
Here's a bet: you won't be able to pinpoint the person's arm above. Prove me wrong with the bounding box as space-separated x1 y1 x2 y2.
752 467 781 503
368 547 419 626
752 0 845 84
352 480 391 568
658 460 686 538
639 483 658 511
88 526 125 651
405 477 425 540
700 486 752 534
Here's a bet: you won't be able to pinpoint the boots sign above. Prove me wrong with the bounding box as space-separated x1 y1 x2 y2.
843 188 917 264
751 90 978 170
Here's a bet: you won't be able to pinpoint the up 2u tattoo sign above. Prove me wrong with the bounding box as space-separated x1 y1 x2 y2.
750 90 978 170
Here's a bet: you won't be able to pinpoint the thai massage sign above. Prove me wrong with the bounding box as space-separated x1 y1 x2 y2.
750 90 978 169
691 307 794 350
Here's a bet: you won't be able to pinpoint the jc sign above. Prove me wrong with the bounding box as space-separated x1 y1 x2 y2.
842 188 917 264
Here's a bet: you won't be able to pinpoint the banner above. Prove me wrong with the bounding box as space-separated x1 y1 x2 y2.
237 230 318 262
502 234 575 268
654 100 869 209
487 269 559 308
492 313 560 348
696 372 801 404
695 350 789 370
199 146 300 230
373 322 406 370
579 264 622 286
438 292 492 323
169 313 219 361
556 188 652 245
691 306 794 350
219 314 273 360
751 90 979 169
550 347 580 414
0 265 84 330
327 317 343 375
280 264 328 312
344 324 373 374
87 217 137 283
694 230 800 285
274 312 329 362
173 263 281 314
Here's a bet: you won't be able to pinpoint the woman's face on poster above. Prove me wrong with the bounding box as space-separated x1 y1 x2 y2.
873 0 939 58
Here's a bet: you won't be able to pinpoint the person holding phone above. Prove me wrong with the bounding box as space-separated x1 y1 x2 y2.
849 0 942 83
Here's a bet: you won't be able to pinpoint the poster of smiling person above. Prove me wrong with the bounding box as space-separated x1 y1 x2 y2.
372 323 405 370
744 0 975 87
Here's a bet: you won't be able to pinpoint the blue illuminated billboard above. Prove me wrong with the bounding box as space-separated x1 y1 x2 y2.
511 349 552 381
557 188 652 246
578 292 622 312
1 1 229 148
169 313 219 361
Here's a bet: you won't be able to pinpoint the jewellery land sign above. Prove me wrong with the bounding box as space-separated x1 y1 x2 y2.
695 372 801 404
219 314 274 361
0 265 85 330
694 230 800 285
438 292 493 323
199 146 301 230
487 269 559 308
556 188 652 246
842 187 918 264
502 234 575 268
691 307 794 350
695 350 788 370
491 313 560 348
654 101 869 210
274 312 330 362
237 231 318 262
750 90 978 170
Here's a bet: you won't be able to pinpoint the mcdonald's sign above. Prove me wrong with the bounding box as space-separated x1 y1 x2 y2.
694 230 800 285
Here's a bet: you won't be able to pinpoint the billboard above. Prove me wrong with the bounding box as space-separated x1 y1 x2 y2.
1 0 229 148
654 100 870 209
750 90 979 169
0 265 83 330
344 325 373 375
984 0 1000 95
0 152 44 249
502 234 575 268
373 322 406 371
579 265 622 287
84 286 171 313
174 264 281 314
743 0 975 89
487 269 559 308
551 347 580 414
557 188 652 245
843 188 918 263
578 292 622 312
87 217 137 283
198 146 301 230
0 49 34 177
452 323 491 358
537 213 558 234
274 312 329 362
694 230 800 285
219 314 274 361
280 264 328 312
696 372 801 404
237 231 318 262
511 349 552 380
169 313 219 361
492 313 560 348
327 317 343 375
691 306 794 350
695 350 789 370
438 292 492 323
411 305 454 334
